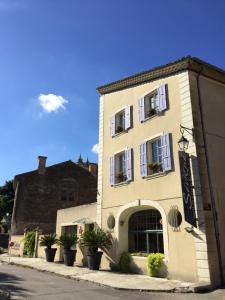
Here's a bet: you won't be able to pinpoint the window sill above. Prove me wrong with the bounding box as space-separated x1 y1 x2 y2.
131 255 147 260
144 172 167 180
141 111 165 123
141 114 158 123
113 129 129 138
112 181 131 187
130 255 166 262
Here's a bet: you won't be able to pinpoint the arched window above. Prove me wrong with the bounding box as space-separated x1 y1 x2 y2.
129 210 164 253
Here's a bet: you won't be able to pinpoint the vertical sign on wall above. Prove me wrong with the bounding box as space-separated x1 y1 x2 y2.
179 151 197 227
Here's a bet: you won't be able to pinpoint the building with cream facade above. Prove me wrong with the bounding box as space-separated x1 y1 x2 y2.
96 57 225 287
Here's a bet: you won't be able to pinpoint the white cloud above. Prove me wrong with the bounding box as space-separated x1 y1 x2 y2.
38 94 68 113
92 144 99 154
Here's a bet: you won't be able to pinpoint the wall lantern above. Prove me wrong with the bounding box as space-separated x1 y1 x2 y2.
119 220 124 226
178 125 195 151
185 226 194 233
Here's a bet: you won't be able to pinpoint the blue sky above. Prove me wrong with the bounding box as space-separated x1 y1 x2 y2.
0 0 225 184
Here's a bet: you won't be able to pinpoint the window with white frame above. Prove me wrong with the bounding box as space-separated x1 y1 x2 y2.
110 148 132 185
115 110 125 134
146 138 163 175
138 84 168 122
144 91 158 119
115 151 126 183
110 106 131 137
140 133 172 177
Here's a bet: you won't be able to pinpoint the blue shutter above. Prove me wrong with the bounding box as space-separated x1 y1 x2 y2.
157 84 167 112
138 97 145 122
110 115 115 137
125 148 132 181
125 106 131 130
110 155 115 185
140 142 147 177
161 133 172 171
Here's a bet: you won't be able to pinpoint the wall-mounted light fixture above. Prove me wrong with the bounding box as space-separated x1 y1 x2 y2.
178 125 195 151
185 226 194 233
119 220 124 226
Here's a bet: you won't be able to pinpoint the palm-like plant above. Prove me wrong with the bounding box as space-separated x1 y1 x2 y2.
40 233 58 249
79 229 112 254
57 233 78 251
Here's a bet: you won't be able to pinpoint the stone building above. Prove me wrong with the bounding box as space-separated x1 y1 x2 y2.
96 56 225 287
11 156 97 235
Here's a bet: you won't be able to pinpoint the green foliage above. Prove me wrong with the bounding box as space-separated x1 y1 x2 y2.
79 229 112 254
146 253 164 277
57 233 78 251
0 180 14 220
23 231 36 257
40 233 58 249
119 252 131 273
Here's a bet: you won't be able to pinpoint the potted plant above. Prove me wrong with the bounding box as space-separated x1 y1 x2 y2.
116 172 127 183
57 233 78 266
147 108 156 117
148 163 161 174
116 125 124 133
79 229 112 270
40 233 58 262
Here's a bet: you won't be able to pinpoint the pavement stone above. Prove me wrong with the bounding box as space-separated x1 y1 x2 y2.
0 254 205 293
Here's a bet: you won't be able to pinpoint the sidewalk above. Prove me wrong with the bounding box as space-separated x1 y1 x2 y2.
0 255 209 293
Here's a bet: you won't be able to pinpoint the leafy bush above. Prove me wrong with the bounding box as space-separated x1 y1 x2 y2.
23 231 35 257
79 229 112 254
40 233 58 249
119 252 131 273
57 233 78 251
146 253 164 277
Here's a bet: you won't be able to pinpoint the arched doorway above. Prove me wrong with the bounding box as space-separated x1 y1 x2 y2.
129 210 164 253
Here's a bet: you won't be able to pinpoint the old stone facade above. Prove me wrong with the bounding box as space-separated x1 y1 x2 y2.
11 156 97 235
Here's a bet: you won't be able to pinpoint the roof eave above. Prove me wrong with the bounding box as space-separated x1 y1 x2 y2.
96 56 225 95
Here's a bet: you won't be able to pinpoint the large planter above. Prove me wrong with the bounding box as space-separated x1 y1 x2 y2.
44 248 57 262
87 251 103 270
63 250 77 266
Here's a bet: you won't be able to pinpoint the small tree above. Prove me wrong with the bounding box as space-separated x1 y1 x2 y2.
0 180 14 232
0 180 14 217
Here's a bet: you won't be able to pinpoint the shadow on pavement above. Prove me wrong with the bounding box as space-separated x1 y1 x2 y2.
0 271 31 298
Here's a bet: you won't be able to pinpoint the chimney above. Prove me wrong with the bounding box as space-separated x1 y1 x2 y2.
37 156 47 175
88 163 98 177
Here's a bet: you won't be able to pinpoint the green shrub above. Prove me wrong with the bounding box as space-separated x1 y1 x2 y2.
79 229 112 254
40 233 58 249
57 233 78 251
119 252 131 273
23 231 35 257
147 253 164 277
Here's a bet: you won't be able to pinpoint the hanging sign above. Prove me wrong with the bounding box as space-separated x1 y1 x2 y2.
179 151 197 227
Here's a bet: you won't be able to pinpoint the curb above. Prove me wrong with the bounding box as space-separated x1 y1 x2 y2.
0 259 210 294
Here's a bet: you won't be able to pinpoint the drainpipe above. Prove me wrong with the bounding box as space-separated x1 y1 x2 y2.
196 68 224 285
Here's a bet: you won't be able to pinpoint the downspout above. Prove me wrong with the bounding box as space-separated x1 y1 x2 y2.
196 68 224 285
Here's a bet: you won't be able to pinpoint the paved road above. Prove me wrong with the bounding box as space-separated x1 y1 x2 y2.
0 264 225 300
